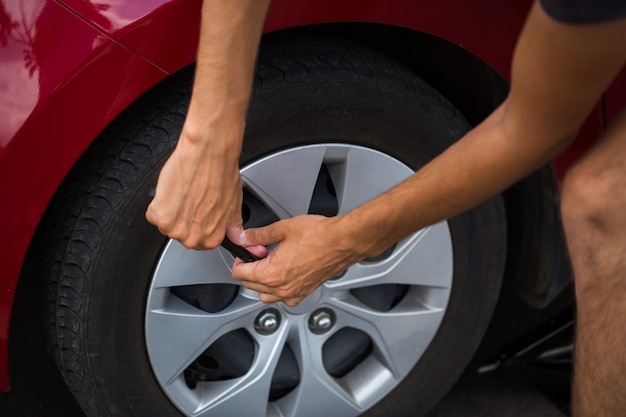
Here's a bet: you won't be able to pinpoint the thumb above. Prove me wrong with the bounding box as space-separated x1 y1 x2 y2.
232 253 270 281
245 221 286 247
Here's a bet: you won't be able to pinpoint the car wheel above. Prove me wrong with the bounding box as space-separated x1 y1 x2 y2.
44 39 506 417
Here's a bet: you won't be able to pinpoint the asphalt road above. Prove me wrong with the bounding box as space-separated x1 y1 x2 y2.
428 374 569 417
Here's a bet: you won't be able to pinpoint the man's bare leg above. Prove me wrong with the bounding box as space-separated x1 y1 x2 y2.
561 110 626 417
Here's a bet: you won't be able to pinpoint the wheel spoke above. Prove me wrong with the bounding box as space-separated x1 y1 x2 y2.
194 326 290 417
146 294 260 384
277 376 363 417
152 240 236 288
241 146 328 218
275 329 363 417
327 223 453 290
327 146 413 215
329 298 445 376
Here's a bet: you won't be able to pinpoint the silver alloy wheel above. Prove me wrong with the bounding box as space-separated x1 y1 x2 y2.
145 144 453 417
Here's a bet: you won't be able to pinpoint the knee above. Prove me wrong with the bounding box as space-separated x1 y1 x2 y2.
560 162 623 301
560 163 616 234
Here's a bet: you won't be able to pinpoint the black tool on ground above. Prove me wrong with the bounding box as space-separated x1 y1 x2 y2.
221 236 260 262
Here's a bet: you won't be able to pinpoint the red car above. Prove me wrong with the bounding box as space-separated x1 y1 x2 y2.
1 1 624 416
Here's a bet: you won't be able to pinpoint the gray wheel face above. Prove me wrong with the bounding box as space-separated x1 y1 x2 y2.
145 144 453 417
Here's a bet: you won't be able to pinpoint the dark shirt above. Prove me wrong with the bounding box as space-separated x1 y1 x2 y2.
540 0 626 23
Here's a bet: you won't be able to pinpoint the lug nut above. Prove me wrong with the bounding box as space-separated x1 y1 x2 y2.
309 308 335 334
255 308 281 335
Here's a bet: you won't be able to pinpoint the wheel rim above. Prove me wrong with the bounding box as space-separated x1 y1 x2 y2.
145 144 453 417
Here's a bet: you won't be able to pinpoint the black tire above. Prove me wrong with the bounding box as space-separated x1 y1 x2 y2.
43 39 506 417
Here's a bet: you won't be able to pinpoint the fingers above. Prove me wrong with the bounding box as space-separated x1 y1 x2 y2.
245 244 269 258
145 156 183 231
226 223 246 246
147 185 245 249
232 256 270 284
226 221 283 260
146 194 175 232
233 253 309 307
259 293 303 306
145 135 246 249
259 293 282 304
234 259 303 307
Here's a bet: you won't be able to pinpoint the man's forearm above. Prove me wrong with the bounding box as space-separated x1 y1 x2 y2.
339 102 573 258
183 0 271 147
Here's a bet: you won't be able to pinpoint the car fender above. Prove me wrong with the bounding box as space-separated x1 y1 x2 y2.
0 0 167 390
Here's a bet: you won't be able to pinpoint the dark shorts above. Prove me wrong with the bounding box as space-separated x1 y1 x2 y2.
540 0 626 23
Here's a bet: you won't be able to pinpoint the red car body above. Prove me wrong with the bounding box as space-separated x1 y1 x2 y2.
0 0 624 392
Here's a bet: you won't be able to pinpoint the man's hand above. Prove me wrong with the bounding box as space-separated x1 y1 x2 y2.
146 122 246 249
232 215 365 306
